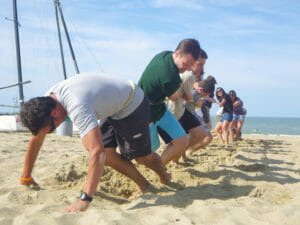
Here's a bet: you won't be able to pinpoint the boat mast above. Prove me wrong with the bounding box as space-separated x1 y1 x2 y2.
12 0 24 108
54 0 79 79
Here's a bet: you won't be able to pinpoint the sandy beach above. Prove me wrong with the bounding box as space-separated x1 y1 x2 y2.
0 132 299 225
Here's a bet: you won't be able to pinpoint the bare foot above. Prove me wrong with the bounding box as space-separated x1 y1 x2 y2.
172 159 180 165
160 171 171 185
129 185 157 200
181 152 188 162
129 189 144 200
185 149 193 158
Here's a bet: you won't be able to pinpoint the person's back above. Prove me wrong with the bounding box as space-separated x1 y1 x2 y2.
138 51 181 122
48 72 143 137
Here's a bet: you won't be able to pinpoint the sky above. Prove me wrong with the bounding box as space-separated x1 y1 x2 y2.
0 0 300 117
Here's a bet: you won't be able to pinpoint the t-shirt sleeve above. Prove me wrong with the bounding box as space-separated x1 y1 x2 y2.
69 104 99 138
181 74 194 96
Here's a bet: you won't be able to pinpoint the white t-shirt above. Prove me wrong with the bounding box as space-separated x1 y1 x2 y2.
46 73 144 137
167 71 196 119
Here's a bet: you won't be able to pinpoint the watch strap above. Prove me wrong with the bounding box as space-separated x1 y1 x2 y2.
80 192 93 202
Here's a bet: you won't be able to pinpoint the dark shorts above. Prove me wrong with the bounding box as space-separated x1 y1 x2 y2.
157 108 200 144
100 96 151 160
202 105 210 123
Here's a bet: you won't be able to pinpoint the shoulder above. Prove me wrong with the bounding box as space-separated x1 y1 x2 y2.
180 71 194 81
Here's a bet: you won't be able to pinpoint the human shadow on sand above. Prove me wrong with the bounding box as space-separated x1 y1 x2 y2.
127 179 255 210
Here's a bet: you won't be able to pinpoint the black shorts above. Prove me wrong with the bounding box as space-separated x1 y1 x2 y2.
202 105 210 123
157 108 200 144
100 96 151 160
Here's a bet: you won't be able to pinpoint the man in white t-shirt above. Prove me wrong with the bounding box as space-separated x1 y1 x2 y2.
19 73 170 212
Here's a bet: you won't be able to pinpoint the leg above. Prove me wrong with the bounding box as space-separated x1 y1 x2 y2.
104 147 150 192
161 135 189 165
236 119 244 140
222 120 230 145
135 152 171 184
156 108 189 165
229 121 236 142
187 125 206 147
214 121 224 144
188 126 213 155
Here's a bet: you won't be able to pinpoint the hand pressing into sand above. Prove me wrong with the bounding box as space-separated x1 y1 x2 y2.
20 176 39 187
65 200 90 212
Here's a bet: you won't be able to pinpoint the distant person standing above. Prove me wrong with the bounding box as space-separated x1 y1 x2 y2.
138 38 201 165
228 90 246 141
214 87 233 145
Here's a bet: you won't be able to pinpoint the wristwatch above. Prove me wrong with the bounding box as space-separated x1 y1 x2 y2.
80 192 93 202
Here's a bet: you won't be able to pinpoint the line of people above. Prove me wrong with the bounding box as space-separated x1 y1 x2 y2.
214 88 247 145
18 38 244 213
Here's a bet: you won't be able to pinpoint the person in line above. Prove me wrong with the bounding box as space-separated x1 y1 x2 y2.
201 75 217 130
184 79 216 157
163 48 212 163
214 87 233 145
138 38 201 165
19 73 171 212
228 90 246 141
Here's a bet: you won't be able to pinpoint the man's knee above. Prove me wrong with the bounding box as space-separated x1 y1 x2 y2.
206 133 213 143
135 154 150 164
191 126 207 140
172 135 189 148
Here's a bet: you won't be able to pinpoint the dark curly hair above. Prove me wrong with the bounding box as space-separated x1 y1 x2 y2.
198 80 215 94
20 96 56 135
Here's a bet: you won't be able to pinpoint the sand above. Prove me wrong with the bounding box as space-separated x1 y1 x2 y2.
0 132 299 225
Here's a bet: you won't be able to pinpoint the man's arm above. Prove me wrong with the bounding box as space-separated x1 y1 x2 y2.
21 132 46 186
183 93 193 102
65 126 106 212
168 88 181 101
219 98 226 107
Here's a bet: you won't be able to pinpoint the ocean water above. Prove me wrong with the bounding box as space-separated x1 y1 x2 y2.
211 117 300 136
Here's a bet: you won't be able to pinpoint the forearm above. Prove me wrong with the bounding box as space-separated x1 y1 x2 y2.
194 99 204 107
83 150 106 196
208 97 216 103
183 93 193 102
22 134 45 178
233 101 241 107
